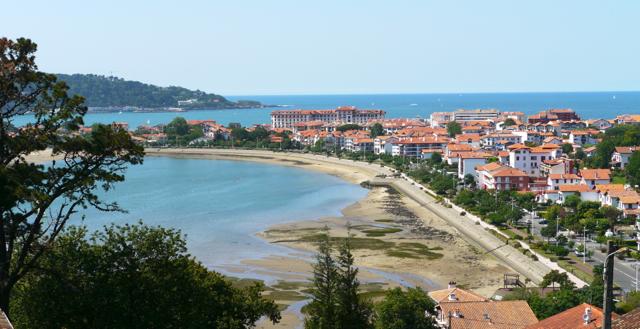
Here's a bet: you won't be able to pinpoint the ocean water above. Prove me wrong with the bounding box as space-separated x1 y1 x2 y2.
71 156 368 271
11 92 640 128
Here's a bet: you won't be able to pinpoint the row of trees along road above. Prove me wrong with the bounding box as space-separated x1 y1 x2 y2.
0 37 280 327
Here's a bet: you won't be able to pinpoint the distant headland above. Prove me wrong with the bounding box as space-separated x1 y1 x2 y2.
55 73 276 113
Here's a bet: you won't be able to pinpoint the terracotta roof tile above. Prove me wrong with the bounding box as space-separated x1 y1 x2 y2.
442 300 537 329
525 303 614 329
613 306 640 328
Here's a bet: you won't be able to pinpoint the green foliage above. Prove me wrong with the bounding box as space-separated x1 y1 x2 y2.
374 287 437 329
617 291 640 314
561 143 574 154
541 270 576 290
0 37 144 314
163 117 205 144
446 121 462 137
336 124 362 132
626 151 640 187
503 118 516 126
430 152 442 164
56 73 260 108
305 232 373 329
10 223 280 329
370 123 384 138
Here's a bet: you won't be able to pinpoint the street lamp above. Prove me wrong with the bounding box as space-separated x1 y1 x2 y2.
603 247 629 281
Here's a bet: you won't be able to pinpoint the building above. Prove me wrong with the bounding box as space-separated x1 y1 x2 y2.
612 305 640 328
568 130 600 146
525 303 613 329
430 112 454 127
476 162 530 191
508 144 560 177
457 152 491 179
612 146 640 169
528 109 581 124
579 169 611 189
429 284 537 329
452 108 499 122
270 106 385 129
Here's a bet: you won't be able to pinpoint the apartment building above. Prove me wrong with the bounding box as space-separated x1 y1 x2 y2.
271 106 385 129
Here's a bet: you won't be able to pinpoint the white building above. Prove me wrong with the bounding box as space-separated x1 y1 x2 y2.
612 146 640 169
271 106 385 129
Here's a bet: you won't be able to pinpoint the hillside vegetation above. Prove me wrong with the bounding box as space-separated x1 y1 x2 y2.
56 74 262 109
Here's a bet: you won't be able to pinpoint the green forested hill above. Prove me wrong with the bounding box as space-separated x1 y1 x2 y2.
55 74 262 109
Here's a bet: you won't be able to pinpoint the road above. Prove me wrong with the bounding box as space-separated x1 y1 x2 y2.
525 208 639 292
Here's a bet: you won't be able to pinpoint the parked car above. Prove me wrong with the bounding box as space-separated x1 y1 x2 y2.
538 219 548 225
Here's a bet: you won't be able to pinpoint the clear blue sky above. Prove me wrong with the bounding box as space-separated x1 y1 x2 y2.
3 1 639 95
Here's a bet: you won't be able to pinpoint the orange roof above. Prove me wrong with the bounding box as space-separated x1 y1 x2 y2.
458 152 492 159
525 303 613 329
580 169 611 180
596 184 626 193
476 162 506 172
429 287 487 303
498 151 509 157
442 301 537 329
615 146 640 154
612 306 640 329
548 174 580 180
492 169 529 177
508 143 530 150
447 144 476 152
559 184 592 192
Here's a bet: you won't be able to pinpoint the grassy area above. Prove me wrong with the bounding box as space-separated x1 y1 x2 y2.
613 175 627 184
279 234 443 260
362 228 403 237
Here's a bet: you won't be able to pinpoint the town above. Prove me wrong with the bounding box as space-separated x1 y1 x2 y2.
17 105 640 328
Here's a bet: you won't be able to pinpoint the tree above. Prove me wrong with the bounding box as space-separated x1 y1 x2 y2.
593 140 615 168
561 143 574 155
430 152 442 164
601 206 622 232
0 38 144 314
446 121 462 138
305 233 339 329
10 223 280 329
374 287 437 329
370 123 384 138
164 117 190 136
503 118 516 127
463 174 476 188
336 124 362 132
335 233 373 328
625 151 640 187
540 270 575 291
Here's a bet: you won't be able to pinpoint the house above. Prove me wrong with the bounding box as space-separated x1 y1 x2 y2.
580 169 611 189
612 305 640 328
508 144 559 177
583 146 597 157
557 184 598 203
481 133 523 149
476 162 530 191
540 158 577 177
525 303 613 329
457 152 491 179
612 146 640 169
421 148 443 160
568 130 600 146
547 173 581 190
437 300 537 329
585 118 613 131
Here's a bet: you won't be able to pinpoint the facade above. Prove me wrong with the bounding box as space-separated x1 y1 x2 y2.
508 144 560 177
612 146 640 169
271 106 385 129
457 152 491 179
452 108 499 122
527 109 581 124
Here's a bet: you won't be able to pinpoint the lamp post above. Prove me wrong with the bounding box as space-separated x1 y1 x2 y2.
602 241 628 329
583 227 587 264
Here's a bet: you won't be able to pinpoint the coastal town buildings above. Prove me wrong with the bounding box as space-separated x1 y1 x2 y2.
527 109 581 124
612 146 640 169
270 106 385 129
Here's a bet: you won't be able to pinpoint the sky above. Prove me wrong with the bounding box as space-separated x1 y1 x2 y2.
3 1 639 95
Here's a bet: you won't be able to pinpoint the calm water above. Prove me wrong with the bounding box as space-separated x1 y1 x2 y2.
72 156 368 272
12 92 640 128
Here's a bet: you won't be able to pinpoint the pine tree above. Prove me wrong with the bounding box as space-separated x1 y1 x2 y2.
305 232 339 329
335 232 374 329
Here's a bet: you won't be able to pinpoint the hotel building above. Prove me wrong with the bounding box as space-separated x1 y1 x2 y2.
271 106 385 129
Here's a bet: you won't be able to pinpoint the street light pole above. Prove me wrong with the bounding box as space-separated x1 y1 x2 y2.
603 241 629 329
583 227 587 264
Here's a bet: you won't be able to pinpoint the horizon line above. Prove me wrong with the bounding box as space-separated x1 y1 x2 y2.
225 89 640 98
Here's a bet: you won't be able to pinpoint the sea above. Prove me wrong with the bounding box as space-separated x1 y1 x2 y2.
11 92 640 128
72 156 368 279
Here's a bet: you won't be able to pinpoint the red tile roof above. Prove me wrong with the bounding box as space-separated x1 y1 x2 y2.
442 300 538 329
612 306 640 328
525 303 614 329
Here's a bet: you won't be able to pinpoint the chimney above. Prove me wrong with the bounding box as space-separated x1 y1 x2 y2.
448 292 457 301
448 281 457 289
583 307 592 324
453 309 463 318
